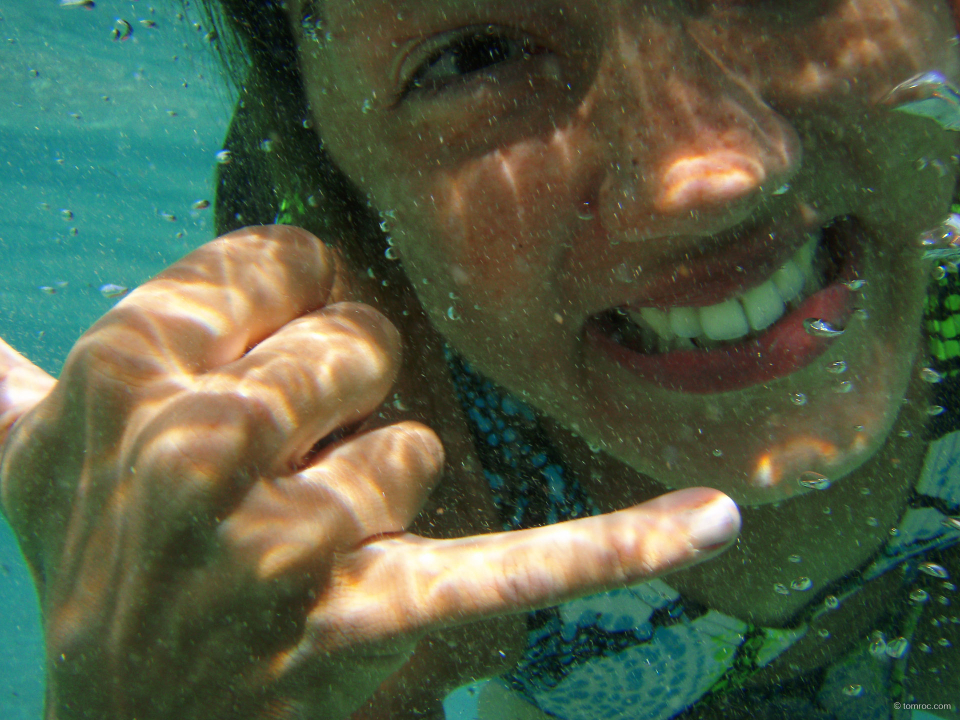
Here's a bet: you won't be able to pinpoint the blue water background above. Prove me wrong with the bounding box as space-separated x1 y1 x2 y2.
1 1 227 716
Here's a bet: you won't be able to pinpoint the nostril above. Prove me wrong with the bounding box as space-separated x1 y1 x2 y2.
656 151 766 215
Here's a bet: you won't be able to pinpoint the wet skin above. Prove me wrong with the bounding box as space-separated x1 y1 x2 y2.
298 0 960 508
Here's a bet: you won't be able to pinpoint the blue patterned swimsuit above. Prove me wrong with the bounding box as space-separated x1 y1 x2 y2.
443 348 960 720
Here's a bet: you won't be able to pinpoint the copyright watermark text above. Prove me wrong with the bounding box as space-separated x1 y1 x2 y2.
894 702 954 712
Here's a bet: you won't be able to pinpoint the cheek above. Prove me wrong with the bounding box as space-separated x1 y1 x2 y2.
391 150 584 311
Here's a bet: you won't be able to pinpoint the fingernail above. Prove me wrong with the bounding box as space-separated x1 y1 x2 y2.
686 495 741 551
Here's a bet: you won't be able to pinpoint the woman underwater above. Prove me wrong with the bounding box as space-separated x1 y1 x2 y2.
1 0 960 718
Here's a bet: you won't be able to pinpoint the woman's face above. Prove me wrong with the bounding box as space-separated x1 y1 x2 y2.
295 0 960 505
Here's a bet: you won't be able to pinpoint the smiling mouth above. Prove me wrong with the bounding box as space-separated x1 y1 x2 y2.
587 216 861 393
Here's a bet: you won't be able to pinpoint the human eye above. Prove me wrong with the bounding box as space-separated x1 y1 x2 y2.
402 26 545 97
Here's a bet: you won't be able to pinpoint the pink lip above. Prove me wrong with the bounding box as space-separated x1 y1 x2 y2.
587 283 854 393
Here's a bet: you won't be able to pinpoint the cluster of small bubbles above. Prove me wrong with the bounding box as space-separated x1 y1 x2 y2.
791 392 807 406
788 554 802 563
799 471 831 491
921 367 944 383
804 318 845 338
773 583 790 595
826 360 847 374
886 636 909 659
927 404 946 416
791 577 813 591
842 685 863 697
942 516 960 532
920 562 950 579
866 517 879 527
817 628 831 639
446 306 460 321
824 595 840 610
910 588 930 604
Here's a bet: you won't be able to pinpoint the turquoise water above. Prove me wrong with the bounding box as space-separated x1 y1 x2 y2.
1 1 226 716
0 3 950 720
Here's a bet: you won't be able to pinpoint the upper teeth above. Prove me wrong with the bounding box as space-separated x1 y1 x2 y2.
625 236 819 344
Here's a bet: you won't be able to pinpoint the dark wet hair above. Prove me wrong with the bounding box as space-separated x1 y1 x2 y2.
194 0 388 272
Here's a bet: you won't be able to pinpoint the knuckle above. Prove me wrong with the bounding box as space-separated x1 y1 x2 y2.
388 422 445 478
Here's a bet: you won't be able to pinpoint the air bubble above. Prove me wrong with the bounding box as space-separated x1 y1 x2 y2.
824 595 840 610
804 318 844 338
818 628 830 638
773 583 790 595
577 201 595 221
933 265 948 281
446 306 461 321
928 405 946 416
384 247 399 261
921 367 943 383
835 381 854 394
939 637 952 647
886 637 909 659
866 517 879 527
899 429 913 438
869 637 887 657
788 554 802 563
842 685 863 697
942 516 960 532
860 487 871 496
910 588 930 603
791 393 807 406
843 279 866 291
920 562 950 579
712 449 723 457
826 360 847 374
791 577 813 591
798 472 831 491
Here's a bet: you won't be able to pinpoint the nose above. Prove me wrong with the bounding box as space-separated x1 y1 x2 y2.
592 14 802 241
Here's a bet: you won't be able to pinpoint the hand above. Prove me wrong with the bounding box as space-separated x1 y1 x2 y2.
0 225 741 720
